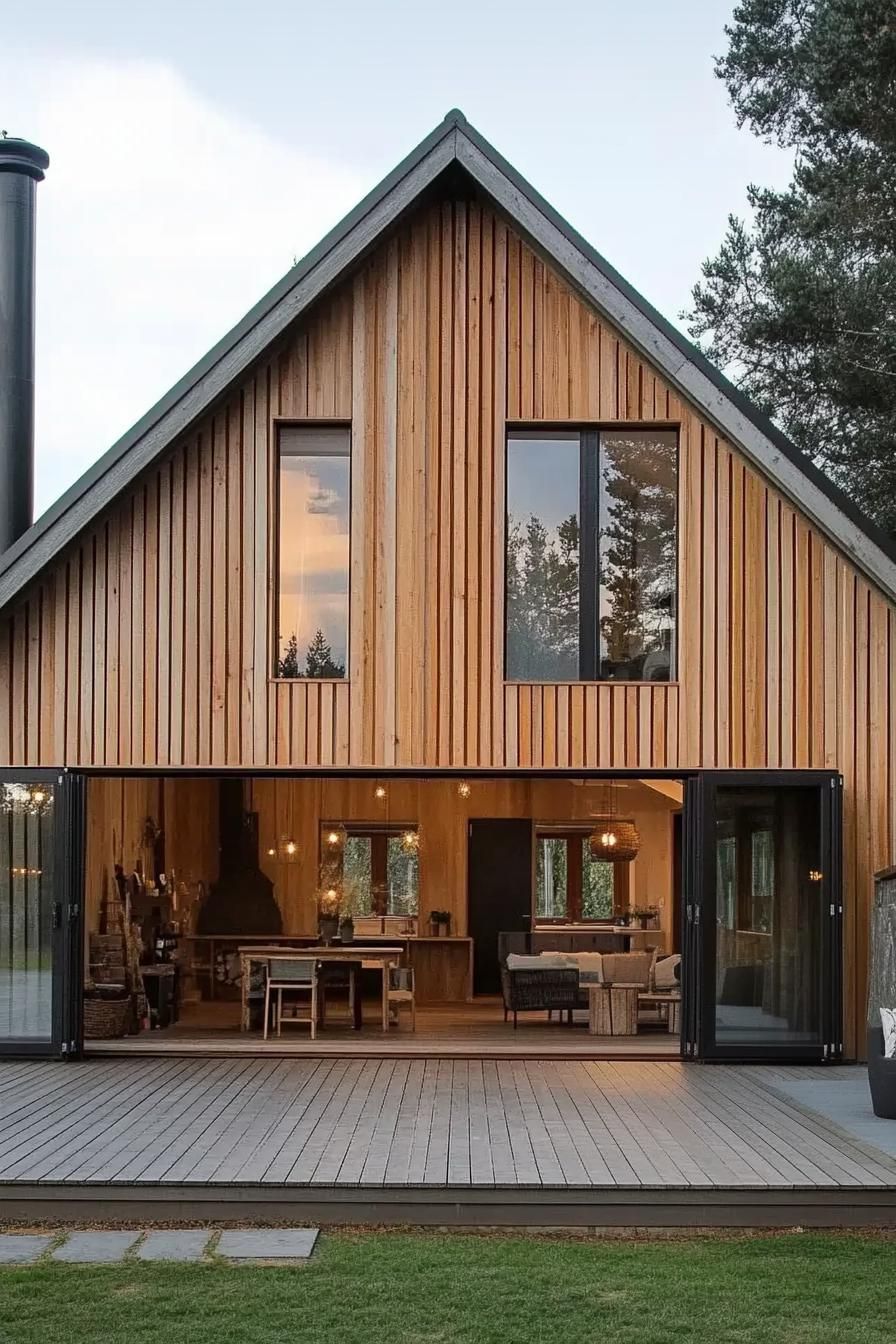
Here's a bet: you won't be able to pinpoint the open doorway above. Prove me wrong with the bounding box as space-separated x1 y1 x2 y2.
78 772 682 1057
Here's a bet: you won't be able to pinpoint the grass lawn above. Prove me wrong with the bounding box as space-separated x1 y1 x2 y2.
0 1229 893 1343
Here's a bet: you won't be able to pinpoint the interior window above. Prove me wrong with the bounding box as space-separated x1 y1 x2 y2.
535 831 617 922
325 827 419 917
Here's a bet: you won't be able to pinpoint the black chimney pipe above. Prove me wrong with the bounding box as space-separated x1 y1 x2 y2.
0 136 49 555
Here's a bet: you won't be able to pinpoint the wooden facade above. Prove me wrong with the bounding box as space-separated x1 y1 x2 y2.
0 190 894 1053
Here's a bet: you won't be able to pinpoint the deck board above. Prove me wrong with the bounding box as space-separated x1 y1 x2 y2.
1 1058 895 1196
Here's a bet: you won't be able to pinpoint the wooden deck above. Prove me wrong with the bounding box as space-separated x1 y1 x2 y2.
0 1058 893 1226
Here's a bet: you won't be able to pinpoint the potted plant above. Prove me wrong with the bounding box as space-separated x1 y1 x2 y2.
318 887 341 944
338 914 355 944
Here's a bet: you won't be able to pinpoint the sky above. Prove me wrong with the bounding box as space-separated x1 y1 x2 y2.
2 0 793 518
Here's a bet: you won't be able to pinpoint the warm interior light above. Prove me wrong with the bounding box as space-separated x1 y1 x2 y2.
374 785 387 799
601 830 618 848
266 847 276 858
401 830 419 852
457 781 471 798
327 831 341 846
809 869 823 882
285 840 297 856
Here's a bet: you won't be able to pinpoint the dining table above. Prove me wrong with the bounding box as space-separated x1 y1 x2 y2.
239 945 405 1033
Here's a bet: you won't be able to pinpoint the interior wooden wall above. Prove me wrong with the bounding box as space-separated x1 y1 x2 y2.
84 777 219 939
1 193 894 1053
245 775 676 942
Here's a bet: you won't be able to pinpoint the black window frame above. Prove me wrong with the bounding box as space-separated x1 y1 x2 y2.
504 425 679 683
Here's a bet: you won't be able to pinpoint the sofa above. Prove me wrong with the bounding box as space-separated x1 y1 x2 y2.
500 949 677 1028
500 955 581 1027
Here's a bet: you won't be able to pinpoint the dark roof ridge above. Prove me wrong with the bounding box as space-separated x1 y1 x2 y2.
0 109 893 610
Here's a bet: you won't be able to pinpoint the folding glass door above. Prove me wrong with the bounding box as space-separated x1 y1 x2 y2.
682 771 842 1062
0 772 83 1057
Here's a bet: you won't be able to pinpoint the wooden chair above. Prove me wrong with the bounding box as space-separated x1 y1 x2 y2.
264 958 318 1040
387 966 416 1031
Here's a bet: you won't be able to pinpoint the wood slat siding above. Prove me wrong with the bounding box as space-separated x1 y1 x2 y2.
0 197 894 1053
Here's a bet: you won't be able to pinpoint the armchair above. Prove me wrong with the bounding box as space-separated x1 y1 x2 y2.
500 965 581 1028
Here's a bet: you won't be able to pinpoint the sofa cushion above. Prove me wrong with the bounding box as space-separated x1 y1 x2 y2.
602 951 653 987
564 952 604 982
506 953 569 971
654 953 681 991
881 1007 896 1058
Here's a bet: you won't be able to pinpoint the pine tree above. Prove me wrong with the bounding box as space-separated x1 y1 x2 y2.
599 434 677 675
303 629 345 679
277 632 300 678
505 512 580 678
687 0 896 533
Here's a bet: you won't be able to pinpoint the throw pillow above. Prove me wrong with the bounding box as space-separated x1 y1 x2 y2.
881 1007 896 1058
655 954 681 991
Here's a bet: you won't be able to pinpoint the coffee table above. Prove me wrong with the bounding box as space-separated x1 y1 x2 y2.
587 982 641 1036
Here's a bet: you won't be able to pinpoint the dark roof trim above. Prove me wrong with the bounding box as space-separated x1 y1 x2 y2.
452 121 896 587
0 117 458 607
2 108 895 609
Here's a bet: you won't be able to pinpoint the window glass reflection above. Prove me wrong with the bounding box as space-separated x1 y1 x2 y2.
506 435 580 680
599 431 677 681
0 782 55 1041
277 427 350 678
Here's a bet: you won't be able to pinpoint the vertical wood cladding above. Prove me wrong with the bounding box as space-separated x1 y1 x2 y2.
0 197 894 1052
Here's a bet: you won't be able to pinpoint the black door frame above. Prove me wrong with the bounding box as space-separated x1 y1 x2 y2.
0 762 842 1064
0 769 84 1058
681 769 843 1064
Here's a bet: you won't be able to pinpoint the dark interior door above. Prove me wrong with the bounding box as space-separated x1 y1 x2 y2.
683 770 842 1062
0 770 84 1058
468 819 533 995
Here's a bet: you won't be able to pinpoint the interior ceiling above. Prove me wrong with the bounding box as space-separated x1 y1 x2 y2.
568 778 683 810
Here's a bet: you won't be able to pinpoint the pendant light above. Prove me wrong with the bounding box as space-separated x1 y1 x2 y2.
588 782 640 862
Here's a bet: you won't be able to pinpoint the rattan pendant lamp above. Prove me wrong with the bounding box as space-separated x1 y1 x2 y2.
588 782 640 862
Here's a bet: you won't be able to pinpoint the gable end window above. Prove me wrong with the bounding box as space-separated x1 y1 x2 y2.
505 428 677 682
276 425 350 679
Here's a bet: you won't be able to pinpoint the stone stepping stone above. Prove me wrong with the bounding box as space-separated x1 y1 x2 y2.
137 1230 211 1262
53 1231 140 1264
0 1234 53 1264
217 1228 319 1261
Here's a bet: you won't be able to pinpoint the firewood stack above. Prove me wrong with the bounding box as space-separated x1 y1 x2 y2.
88 933 128 987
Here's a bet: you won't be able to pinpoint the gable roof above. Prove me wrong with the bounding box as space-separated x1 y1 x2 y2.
2 108 895 609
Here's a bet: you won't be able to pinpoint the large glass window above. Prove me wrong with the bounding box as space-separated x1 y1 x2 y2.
506 434 580 680
534 831 617 922
329 827 419 917
0 782 56 1041
712 785 823 1048
276 425 350 678
505 429 677 681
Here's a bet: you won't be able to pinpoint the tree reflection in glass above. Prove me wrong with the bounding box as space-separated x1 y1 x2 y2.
599 431 677 681
505 434 580 680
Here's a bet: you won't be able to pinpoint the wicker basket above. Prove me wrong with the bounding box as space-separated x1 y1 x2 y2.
83 995 131 1040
